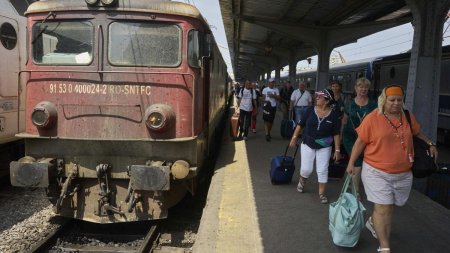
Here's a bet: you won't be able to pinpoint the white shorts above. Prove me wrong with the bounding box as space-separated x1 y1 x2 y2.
361 161 413 206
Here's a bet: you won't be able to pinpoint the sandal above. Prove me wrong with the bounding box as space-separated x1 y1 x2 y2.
296 177 307 193
319 194 328 204
377 247 390 252
366 216 378 239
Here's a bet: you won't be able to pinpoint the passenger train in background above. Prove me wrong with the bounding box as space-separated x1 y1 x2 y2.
10 0 230 223
286 45 450 143
0 0 27 177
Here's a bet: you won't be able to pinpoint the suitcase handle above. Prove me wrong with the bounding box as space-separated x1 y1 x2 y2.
283 143 299 161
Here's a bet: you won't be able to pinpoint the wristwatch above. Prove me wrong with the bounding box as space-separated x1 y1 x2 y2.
428 141 436 147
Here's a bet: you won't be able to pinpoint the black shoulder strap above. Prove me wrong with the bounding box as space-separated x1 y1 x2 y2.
293 90 305 107
404 110 412 131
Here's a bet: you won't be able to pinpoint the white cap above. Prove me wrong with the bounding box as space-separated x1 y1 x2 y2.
268 78 275 82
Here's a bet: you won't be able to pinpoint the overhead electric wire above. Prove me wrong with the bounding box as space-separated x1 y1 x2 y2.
337 32 412 53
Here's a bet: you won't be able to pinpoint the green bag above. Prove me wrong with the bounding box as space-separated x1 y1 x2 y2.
329 174 366 247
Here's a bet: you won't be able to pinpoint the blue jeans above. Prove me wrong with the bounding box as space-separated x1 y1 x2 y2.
294 106 310 123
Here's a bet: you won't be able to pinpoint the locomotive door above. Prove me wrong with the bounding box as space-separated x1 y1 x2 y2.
0 16 20 140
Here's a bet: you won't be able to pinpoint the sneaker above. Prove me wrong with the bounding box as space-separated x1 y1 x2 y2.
265 135 270 142
252 129 256 133
366 216 378 239
243 136 247 141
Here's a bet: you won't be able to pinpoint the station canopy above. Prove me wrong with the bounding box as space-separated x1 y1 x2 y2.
220 0 412 80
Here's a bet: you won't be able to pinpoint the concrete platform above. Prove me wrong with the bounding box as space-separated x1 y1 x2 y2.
193 108 450 253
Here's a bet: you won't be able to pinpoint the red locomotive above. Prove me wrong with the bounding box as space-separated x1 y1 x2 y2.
10 0 229 223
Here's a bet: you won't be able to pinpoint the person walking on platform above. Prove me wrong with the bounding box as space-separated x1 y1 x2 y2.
341 77 377 196
262 78 280 141
236 80 257 141
330 80 345 119
289 88 341 204
346 85 438 253
289 81 312 123
251 82 261 133
280 81 294 119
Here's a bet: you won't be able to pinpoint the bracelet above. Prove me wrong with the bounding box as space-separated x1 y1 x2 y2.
335 150 340 152
292 135 298 138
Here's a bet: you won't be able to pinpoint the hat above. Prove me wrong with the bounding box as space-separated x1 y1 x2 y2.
315 89 334 101
268 78 275 82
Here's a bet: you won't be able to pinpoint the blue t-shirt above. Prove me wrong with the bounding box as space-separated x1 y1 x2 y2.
298 106 341 149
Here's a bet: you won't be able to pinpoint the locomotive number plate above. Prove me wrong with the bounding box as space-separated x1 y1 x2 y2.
48 83 152 96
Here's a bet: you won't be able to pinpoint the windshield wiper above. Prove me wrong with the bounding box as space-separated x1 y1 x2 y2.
31 12 56 44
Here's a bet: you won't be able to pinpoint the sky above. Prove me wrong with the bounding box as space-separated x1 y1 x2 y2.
176 0 450 79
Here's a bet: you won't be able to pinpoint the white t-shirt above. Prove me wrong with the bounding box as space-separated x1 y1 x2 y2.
262 87 279 107
290 89 312 106
237 88 256 112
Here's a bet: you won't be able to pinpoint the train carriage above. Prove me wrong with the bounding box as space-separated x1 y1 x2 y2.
283 45 450 141
10 0 229 223
372 45 450 142
0 0 26 177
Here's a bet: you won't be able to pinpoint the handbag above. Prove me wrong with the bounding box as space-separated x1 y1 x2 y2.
404 110 438 178
262 101 274 121
329 174 365 247
314 136 334 147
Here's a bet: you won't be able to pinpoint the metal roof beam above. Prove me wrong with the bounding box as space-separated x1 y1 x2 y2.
238 14 411 49
321 0 378 25
240 40 290 58
277 0 296 20
239 52 279 65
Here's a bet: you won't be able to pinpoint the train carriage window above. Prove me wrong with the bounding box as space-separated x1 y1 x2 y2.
0 22 17 50
32 21 93 65
109 22 181 67
188 30 201 68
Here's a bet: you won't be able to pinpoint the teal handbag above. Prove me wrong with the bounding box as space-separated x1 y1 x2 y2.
329 174 366 247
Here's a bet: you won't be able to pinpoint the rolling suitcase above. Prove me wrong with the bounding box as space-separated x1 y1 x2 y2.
229 112 239 138
328 147 349 180
270 144 299 184
280 111 295 139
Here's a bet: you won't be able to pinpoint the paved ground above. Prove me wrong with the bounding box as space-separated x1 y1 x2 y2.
194 106 450 253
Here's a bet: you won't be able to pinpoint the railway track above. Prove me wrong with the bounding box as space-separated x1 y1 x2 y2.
30 220 160 253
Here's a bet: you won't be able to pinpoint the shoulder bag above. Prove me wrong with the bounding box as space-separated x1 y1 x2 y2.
404 110 438 178
262 101 274 121
329 174 365 247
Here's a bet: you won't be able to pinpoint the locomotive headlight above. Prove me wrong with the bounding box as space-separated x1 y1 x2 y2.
31 101 57 129
101 0 118 6
144 104 175 131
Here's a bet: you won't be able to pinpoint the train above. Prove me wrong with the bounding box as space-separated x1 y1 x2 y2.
282 45 450 142
0 0 27 177
10 0 230 223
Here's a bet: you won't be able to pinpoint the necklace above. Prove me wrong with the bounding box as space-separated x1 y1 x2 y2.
355 97 368 109
315 107 331 130
356 111 367 123
383 112 406 150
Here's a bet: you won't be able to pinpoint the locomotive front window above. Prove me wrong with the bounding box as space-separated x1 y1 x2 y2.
108 22 181 67
32 21 94 65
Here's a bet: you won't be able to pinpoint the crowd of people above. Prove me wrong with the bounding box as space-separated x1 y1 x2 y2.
233 77 439 253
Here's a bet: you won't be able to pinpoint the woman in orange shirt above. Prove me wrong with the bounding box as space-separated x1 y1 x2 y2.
346 85 438 253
